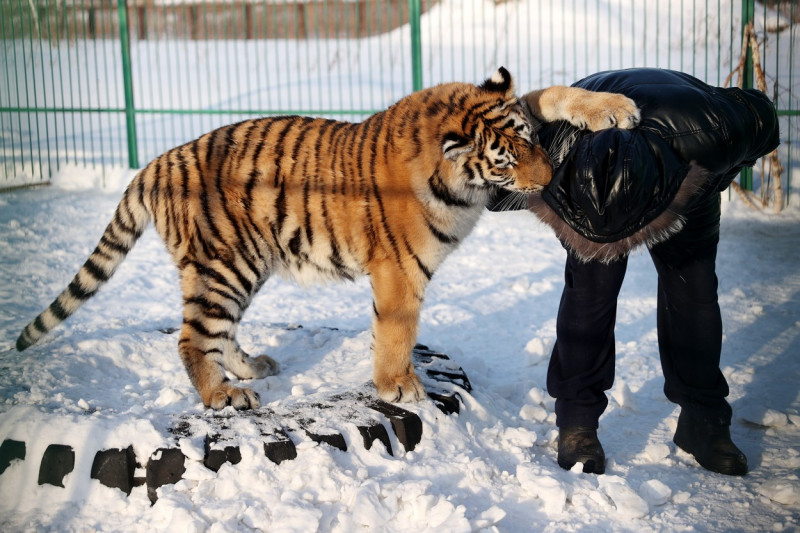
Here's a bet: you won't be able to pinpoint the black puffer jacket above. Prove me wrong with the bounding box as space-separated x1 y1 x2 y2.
524 68 780 263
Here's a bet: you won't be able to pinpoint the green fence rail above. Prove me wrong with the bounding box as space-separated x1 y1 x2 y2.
1 0 798 203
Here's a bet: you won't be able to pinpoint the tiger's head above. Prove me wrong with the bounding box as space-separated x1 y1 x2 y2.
434 67 553 200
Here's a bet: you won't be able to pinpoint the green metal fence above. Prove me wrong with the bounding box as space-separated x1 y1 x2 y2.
1 0 798 203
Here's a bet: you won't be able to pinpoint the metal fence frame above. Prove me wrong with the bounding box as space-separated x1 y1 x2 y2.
1 0 797 202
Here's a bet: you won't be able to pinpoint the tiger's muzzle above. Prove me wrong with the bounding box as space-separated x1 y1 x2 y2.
514 143 553 193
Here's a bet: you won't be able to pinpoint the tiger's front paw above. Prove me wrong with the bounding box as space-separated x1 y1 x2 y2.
205 384 261 410
567 92 641 131
375 372 426 403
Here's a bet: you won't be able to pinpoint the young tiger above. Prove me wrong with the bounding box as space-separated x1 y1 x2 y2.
16 68 639 410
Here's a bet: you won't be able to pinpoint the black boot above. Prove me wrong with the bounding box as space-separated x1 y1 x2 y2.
673 410 748 476
557 426 606 474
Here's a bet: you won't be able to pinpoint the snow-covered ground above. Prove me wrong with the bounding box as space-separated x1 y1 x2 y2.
2 0 799 531
1 167 799 531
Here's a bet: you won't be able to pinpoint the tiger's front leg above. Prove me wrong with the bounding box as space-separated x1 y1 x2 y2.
523 85 641 131
369 262 427 403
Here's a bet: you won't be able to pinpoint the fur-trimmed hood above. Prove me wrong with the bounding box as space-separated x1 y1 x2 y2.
528 157 709 263
518 68 780 263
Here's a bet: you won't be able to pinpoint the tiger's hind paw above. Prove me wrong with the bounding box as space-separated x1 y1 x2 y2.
207 385 261 410
251 355 279 378
223 351 279 380
375 373 426 403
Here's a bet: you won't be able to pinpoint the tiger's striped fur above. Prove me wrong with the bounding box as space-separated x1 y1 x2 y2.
17 67 639 410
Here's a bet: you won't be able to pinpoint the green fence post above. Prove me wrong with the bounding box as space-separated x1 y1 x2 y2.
740 0 755 190
409 0 422 91
117 0 139 169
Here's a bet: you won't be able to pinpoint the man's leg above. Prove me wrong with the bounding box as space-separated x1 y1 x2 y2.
650 246 732 423
548 251 628 473
649 194 747 475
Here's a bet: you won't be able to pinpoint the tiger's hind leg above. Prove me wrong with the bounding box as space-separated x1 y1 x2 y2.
178 262 267 410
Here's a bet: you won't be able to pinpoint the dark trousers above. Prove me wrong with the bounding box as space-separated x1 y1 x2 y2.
547 193 733 428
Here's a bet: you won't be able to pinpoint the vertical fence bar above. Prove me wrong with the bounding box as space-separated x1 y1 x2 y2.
18 0 36 179
93 4 107 178
739 0 755 190
6 1 22 179
788 1 796 201
408 0 422 91
46 0 61 180
741 0 754 90
78 0 92 173
117 0 138 169
37 0 53 181
64 0 76 166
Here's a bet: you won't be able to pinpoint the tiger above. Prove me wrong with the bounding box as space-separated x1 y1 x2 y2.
16 67 640 410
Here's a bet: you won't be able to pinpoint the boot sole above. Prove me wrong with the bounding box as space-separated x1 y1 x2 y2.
558 455 606 475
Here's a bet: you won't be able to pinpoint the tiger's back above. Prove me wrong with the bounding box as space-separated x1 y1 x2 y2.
143 86 516 287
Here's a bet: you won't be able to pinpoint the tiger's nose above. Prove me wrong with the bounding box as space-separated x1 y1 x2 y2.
520 145 553 190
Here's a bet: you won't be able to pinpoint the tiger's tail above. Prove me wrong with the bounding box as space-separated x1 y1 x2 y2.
16 174 151 351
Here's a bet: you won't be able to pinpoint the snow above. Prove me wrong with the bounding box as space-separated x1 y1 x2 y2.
2 0 800 530
2 168 799 531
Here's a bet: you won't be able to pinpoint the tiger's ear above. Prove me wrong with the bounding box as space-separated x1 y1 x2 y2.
479 67 514 95
442 132 474 160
